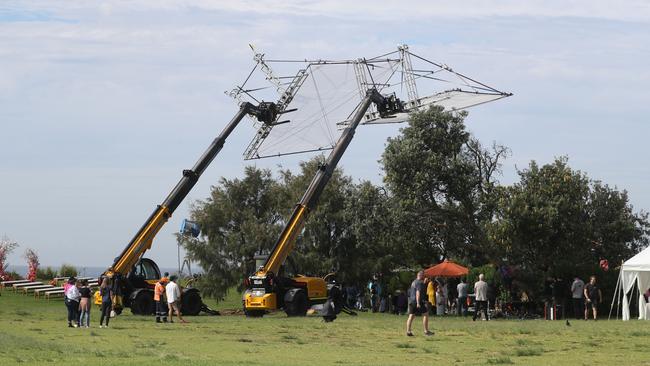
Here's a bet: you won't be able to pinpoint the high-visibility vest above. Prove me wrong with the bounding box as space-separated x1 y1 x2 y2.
154 282 165 302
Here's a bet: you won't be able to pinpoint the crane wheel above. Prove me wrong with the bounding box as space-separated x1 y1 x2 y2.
131 290 155 315
181 290 202 316
284 289 308 317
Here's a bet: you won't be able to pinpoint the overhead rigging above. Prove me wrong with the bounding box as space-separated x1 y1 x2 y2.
227 44 512 160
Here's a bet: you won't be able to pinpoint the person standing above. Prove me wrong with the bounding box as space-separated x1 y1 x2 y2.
405 271 433 337
435 279 447 316
457 278 468 316
166 275 187 323
570 276 585 319
584 275 602 320
78 280 92 328
154 277 169 323
425 277 435 315
65 279 81 328
473 274 489 321
99 277 113 328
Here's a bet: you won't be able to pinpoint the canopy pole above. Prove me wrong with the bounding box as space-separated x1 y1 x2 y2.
608 269 622 320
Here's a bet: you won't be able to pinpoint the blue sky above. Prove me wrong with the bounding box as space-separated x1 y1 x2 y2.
1 1 649 269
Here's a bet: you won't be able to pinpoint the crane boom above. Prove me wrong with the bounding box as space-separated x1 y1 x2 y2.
258 89 384 277
244 88 401 317
107 102 279 278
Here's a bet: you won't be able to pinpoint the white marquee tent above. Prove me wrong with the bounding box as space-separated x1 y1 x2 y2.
613 246 650 320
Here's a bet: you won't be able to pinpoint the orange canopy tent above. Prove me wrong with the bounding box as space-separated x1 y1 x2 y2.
424 260 468 278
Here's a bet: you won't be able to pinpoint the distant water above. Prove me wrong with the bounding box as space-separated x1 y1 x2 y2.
6 265 182 279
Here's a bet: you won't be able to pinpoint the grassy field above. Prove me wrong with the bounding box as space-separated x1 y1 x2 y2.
1 289 649 366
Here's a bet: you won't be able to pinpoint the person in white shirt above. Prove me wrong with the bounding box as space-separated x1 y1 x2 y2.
65 279 82 328
570 277 585 319
472 274 489 321
166 275 187 323
457 278 468 316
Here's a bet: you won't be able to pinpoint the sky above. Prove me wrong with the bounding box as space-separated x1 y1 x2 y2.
1 1 649 270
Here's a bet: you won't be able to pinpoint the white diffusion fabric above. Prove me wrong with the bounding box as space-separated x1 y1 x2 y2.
237 46 512 160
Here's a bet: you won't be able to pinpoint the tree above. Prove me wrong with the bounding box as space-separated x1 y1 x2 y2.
24 248 39 282
381 106 507 267
0 235 18 281
487 157 650 297
181 166 285 299
182 157 397 299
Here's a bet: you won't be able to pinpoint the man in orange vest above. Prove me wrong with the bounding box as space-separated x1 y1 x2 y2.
154 277 169 323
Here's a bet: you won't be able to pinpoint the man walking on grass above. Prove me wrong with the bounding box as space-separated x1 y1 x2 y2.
473 274 488 321
166 275 188 324
584 275 602 320
405 270 433 337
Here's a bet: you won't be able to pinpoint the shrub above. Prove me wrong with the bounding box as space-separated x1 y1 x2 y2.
36 267 57 280
6 271 23 280
59 264 78 278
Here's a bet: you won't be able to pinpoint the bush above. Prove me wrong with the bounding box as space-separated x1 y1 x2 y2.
6 271 23 281
36 266 57 280
59 264 78 278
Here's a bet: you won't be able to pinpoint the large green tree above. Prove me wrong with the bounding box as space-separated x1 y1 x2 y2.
487 157 650 296
181 166 285 298
381 106 507 267
182 158 389 299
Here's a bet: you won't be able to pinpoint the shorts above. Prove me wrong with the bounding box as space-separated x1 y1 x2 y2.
585 300 599 309
408 302 426 315
168 301 181 313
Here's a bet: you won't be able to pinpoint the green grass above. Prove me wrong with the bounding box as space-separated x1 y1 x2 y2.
0 289 648 365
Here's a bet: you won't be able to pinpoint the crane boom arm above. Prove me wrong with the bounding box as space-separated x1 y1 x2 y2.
258 89 388 276
108 102 276 277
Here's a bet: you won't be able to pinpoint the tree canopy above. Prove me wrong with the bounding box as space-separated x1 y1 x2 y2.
183 107 649 301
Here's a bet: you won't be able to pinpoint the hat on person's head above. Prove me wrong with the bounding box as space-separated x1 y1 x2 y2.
169 275 178 282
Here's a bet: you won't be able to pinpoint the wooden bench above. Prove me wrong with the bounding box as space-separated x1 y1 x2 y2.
21 284 55 294
35 286 62 298
0 280 31 290
12 282 43 291
44 289 66 300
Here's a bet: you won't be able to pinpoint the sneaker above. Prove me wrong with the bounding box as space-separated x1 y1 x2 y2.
424 331 434 336
68 323 73 328
406 331 414 337
73 324 78 328
99 325 104 328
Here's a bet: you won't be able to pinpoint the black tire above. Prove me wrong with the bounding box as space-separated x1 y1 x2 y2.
181 290 202 316
245 309 265 318
285 289 308 317
130 291 154 315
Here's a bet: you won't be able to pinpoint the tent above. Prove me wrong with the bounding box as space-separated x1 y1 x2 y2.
612 246 650 320
424 260 468 278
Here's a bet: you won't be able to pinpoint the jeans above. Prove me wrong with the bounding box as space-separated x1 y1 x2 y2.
79 309 90 327
457 296 467 316
66 299 79 325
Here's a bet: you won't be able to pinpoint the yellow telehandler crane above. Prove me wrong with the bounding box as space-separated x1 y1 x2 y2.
244 89 402 316
102 101 285 315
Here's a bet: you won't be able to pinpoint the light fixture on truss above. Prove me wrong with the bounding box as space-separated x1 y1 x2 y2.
227 44 512 160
